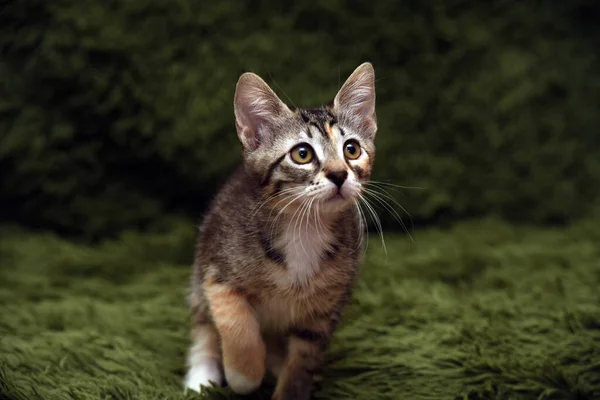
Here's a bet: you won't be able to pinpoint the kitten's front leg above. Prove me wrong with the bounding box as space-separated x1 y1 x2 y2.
265 335 287 378
272 319 332 400
205 278 266 394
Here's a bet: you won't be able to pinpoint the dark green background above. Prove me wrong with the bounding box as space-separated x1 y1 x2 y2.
2 3 600 399
2 0 599 239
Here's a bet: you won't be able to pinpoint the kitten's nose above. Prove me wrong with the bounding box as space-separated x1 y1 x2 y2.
326 170 348 189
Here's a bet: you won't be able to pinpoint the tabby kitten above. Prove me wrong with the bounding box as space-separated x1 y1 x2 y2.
184 62 378 400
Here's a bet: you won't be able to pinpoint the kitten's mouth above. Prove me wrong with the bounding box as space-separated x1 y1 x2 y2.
328 191 346 201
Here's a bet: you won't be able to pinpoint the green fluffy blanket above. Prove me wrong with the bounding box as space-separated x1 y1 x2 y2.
1 218 599 399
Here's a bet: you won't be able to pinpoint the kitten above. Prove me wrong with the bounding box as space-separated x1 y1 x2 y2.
184 62 377 400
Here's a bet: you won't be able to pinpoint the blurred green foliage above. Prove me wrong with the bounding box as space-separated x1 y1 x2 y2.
1 0 599 238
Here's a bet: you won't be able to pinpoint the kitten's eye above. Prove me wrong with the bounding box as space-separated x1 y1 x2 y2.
344 140 361 160
290 144 314 164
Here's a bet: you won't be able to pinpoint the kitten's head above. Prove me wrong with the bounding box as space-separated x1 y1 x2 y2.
234 63 377 215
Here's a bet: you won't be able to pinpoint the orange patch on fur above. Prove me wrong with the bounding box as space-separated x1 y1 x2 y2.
325 122 340 150
204 279 266 382
207 290 252 337
223 337 266 383
324 122 334 138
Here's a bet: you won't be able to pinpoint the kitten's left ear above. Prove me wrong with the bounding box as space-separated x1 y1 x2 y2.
333 62 377 139
234 72 293 150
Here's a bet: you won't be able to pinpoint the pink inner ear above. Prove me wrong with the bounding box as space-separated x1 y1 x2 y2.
234 73 289 150
240 125 260 150
362 117 377 139
333 65 377 137
335 90 377 138
236 113 261 150
234 94 266 150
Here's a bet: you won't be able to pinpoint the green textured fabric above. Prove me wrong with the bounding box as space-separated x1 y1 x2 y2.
1 218 599 399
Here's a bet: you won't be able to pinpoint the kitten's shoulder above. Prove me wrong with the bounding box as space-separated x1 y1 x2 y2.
197 165 258 231
219 165 257 198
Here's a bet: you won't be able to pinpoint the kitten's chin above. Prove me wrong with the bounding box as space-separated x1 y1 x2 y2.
319 192 355 214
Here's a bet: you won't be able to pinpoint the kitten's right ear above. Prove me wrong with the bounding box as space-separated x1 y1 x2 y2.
234 72 292 150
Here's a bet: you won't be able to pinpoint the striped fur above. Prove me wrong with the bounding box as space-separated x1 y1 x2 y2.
185 63 377 400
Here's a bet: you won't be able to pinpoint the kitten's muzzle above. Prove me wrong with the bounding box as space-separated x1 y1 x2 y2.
326 170 348 189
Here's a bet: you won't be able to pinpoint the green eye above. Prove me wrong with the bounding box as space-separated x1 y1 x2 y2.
344 140 361 160
290 144 314 164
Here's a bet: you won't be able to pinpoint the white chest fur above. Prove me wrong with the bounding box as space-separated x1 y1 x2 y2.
275 218 335 287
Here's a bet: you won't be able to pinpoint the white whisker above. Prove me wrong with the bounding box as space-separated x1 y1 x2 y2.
357 193 386 257
297 197 312 260
312 198 330 251
288 196 310 261
365 186 415 227
268 191 306 238
363 188 414 243
364 180 426 190
352 200 368 254
249 187 302 219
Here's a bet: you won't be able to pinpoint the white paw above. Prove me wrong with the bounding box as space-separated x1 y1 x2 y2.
225 368 262 395
184 359 223 393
